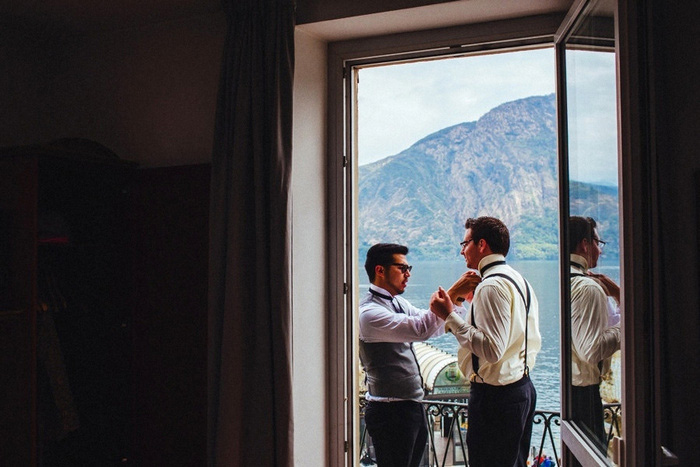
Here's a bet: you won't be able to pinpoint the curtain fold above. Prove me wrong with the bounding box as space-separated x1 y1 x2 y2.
208 0 295 465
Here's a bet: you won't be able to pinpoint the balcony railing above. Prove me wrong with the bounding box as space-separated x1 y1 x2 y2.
359 398 622 466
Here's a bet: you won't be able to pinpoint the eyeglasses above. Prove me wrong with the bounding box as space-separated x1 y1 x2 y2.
460 238 475 248
391 263 413 273
593 238 607 247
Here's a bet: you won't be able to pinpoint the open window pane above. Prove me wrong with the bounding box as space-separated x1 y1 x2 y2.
559 0 622 464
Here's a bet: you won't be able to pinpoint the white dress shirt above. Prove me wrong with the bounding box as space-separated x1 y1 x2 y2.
444 254 542 386
570 254 621 386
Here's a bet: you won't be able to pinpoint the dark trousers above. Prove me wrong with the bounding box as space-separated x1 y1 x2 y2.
364 400 428 467
466 376 536 467
571 384 607 452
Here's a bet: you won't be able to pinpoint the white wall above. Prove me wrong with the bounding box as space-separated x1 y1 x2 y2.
0 13 224 167
292 28 329 465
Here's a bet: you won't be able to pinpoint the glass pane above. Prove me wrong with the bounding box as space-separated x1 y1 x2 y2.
564 0 622 461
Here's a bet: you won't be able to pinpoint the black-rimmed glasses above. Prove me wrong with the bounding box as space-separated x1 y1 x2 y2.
460 238 475 248
593 238 607 247
391 263 413 273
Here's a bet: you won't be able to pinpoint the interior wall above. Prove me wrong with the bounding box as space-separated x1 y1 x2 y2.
291 28 329 466
297 0 451 24
0 30 67 147
0 12 225 167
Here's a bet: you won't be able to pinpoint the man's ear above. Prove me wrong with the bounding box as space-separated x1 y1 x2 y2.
375 264 385 278
478 239 489 254
580 238 591 254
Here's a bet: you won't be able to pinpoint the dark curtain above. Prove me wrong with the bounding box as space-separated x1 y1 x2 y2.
207 0 295 465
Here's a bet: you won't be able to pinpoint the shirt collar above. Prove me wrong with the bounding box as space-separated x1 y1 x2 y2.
369 284 394 300
478 254 506 275
570 254 589 272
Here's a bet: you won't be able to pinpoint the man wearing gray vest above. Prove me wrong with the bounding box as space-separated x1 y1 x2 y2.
359 243 453 467
430 216 541 467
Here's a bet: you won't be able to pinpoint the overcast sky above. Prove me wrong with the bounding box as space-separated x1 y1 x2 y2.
357 47 618 186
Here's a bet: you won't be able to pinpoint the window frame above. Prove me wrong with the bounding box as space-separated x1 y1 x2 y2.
327 15 565 465
557 0 663 465
554 0 621 464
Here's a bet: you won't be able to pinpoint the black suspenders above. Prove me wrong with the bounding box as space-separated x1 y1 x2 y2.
471 273 532 382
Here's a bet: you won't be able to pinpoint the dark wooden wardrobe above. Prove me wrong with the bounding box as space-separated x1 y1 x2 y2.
0 141 209 466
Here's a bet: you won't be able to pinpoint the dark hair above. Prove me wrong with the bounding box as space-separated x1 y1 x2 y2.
464 216 510 256
364 243 408 282
569 216 597 253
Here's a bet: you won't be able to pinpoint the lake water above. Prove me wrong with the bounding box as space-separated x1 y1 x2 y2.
358 257 620 451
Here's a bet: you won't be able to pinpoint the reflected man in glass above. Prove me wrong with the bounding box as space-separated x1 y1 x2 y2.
569 216 621 450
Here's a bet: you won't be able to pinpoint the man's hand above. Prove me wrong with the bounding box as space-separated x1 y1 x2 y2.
447 271 481 304
430 286 453 320
589 273 621 303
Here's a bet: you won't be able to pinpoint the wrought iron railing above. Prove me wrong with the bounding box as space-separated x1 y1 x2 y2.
603 403 622 444
359 398 621 466
531 409 561 466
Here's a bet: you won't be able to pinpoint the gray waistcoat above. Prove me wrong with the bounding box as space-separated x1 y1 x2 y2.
359 340 424 400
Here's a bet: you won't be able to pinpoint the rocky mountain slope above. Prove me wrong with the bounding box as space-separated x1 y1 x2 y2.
358 93 619 260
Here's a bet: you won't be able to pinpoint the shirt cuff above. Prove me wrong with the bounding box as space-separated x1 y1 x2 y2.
444 310 467 332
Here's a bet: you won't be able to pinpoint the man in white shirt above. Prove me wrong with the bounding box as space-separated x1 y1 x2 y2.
430 216 541 467
569 216 621 450
359 243 449 467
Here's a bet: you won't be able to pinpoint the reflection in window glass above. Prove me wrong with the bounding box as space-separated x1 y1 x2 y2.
566 35 622 462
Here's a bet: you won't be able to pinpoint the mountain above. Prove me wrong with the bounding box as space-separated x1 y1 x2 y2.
358 93 619 260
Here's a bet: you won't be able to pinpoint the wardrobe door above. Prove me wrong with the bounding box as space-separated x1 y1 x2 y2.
127 164 210 465
36 157 135 466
